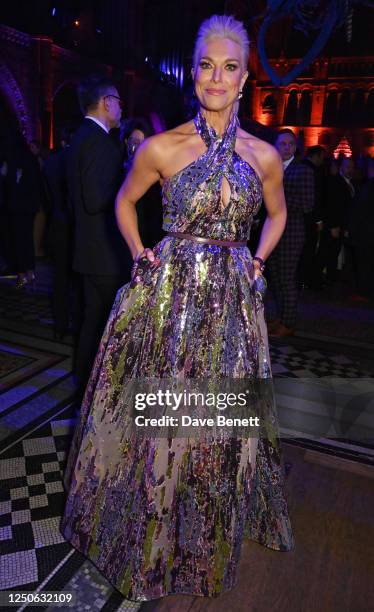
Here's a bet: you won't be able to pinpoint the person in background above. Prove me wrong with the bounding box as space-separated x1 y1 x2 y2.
0 154 11 275
298 145 326 289
43 130 80 339
6 135 42 289
29 139 48 167
68 74 131 393
122 118 151 169
348 158 374 300
268 128 314 336
315 156 355 286
329 158 339 175
122 117 164 248
29 139 49 259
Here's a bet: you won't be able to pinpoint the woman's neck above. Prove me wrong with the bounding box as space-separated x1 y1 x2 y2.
200 105 236 137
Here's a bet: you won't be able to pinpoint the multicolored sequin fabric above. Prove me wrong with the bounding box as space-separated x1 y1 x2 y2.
61 111 294 602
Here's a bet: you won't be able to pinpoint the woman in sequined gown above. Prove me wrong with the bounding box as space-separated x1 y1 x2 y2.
61 15 294 602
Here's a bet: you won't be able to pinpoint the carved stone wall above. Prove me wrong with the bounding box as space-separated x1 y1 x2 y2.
1 22 373 156
248 55 374 155
0 24 110 146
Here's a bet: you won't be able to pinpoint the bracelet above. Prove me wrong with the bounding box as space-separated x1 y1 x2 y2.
253 256 265 272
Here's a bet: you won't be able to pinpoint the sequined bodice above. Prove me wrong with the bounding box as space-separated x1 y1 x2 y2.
162 111 263 241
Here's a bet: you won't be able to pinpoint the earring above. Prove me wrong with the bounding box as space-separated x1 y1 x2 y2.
238 90 243 100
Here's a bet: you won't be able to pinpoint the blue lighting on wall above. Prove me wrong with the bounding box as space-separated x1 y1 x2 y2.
159 53 184 87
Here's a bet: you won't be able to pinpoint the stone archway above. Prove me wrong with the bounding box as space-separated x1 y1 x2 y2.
0 61 32 140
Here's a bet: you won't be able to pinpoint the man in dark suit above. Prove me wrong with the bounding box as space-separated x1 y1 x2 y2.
298 145 326 288
6 137 43 287
68 74 131 392
348 160 374 299
268 129 314 336
44 135 81 339
315 157 355 285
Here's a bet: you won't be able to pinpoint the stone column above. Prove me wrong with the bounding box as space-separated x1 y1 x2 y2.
250 81 261 122
38 37 53 148
311 86 326 126
277 88 287 126
282 92 290 124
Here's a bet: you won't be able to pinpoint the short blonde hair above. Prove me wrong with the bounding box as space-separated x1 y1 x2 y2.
193 15 250 70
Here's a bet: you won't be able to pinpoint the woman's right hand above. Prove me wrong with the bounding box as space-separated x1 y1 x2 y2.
134 247 156 264
131 248 161 288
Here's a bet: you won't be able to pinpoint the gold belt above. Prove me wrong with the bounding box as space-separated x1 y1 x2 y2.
166 231 247 247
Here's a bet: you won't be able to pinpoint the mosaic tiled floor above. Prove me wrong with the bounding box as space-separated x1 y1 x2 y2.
0 347 34 379
270 342 372 378
0 405 140 611
0 270 374 609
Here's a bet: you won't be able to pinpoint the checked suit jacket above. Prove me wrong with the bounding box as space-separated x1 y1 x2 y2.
276 158 315 255
268 157 315 327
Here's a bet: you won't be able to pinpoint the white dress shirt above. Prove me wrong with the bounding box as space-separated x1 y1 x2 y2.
283 156 294 171
341 172 355 197
85 115 109 134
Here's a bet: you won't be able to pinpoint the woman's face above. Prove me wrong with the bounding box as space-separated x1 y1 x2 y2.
127 129 145 158
193 37 248 112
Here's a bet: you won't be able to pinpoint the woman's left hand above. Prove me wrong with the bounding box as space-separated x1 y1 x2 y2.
253 259 264 280
252 260 267 300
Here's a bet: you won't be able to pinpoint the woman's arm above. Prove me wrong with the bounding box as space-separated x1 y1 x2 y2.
254 146 287 275
115 136 162 261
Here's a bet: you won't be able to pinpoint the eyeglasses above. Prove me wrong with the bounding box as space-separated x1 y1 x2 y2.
103 95 123 108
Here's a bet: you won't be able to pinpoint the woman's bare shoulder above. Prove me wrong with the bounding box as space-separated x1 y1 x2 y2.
138 120 197 173
140 121 194 157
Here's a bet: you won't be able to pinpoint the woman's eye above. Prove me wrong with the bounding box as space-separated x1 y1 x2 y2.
226 63 238 71
199 61 211 69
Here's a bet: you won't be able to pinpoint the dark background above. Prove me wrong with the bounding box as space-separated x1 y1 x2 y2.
1 1 373 74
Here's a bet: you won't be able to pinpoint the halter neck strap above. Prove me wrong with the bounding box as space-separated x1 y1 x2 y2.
194 110 238 158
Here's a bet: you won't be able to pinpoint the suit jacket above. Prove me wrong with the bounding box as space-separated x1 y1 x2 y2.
43 147 70 223
325 173 354 230
348 178 374 246
302 159 326 224
281 158 315 244
68 118 130 276
6 150 42 216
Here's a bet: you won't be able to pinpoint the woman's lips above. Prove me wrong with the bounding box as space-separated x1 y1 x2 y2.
206 89 226 95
